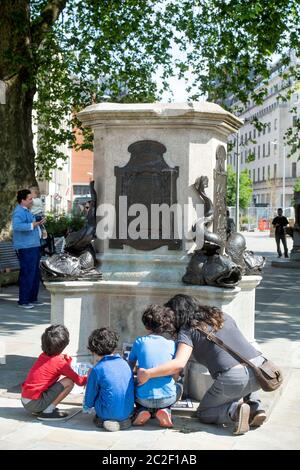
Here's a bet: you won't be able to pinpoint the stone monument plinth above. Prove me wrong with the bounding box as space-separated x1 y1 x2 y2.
45 102 262 401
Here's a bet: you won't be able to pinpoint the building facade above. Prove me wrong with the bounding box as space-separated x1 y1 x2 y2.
228 53 300 213
36 126 93 214
71 129 94 204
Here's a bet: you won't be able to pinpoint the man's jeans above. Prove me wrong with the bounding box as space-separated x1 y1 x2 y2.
197 355 265 425
275 233 288 257
136 382 182 411
17 246 41 304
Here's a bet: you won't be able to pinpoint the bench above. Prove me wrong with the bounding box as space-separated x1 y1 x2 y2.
0 241 20 287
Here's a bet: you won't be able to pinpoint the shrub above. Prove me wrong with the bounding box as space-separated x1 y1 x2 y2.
45 212 85 236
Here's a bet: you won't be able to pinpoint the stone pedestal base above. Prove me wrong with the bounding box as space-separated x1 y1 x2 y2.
45 275 261 400
290 229 300 261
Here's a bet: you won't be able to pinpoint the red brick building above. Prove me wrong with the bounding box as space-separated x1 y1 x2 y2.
71 130 93 203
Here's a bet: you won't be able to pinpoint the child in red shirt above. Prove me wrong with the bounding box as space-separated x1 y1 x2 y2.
21 324 87 421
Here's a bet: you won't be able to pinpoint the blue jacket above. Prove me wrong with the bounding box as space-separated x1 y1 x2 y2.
84 355 134 421
129 334 176 400
12 205 41 250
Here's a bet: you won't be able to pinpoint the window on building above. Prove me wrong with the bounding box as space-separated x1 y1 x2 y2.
253 169 255 182
267 141 270 156
253 128 256 139
263 143 265 157
262 167 265 181
274 118 277 130
292 162 297 178
258 168 260 181
258 145 260 159
293 115 298 127
268 123 271 133
73 185 90 196
249 131 252 140
274 164 277 179
268 165 270 179
263 125 266 135
241 151 243 164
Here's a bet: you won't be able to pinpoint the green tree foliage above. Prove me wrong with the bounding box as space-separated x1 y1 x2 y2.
226 164 253 209
31 0 178 178
45 212 85 236
170 1 300 156
294 178 300 192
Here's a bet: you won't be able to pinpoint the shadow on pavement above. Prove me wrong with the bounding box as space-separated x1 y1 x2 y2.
255 261 300 343
0 284 50 337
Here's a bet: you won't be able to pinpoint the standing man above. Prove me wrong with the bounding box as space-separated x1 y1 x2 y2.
12 189 46 308
272 208 289 258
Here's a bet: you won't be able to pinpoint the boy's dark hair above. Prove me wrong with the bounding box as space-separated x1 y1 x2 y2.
142 304 176 337
88 328 119 356
17 189 31 204
41 324 70 356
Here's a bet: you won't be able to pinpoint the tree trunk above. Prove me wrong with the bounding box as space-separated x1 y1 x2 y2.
0 76 37 235
0 0 37 235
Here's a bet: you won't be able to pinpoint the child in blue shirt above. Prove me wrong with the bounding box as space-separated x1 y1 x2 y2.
83 327 134 432
129 305 183 428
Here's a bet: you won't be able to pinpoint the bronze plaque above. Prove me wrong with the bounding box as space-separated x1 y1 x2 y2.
109 140 181 250
213 145 227 245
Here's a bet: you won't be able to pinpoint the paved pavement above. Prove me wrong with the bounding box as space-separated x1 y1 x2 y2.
0 231 299 450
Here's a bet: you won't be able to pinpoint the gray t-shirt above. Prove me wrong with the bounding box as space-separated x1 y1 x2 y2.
177 313 260 379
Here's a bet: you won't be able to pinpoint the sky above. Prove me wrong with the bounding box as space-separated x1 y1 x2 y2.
159 75 190 103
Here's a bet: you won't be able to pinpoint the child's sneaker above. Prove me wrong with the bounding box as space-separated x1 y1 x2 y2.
155 408 173 428
132 409 151 426
37 408 68 421
103 418 131 432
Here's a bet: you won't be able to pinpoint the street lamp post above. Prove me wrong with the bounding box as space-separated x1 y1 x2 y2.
271 140 286 213
235 133 240 232
282 145 286 213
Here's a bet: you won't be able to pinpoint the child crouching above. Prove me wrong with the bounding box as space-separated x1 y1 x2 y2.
21 324 87 420
83 328 134 432
129 305 182 428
